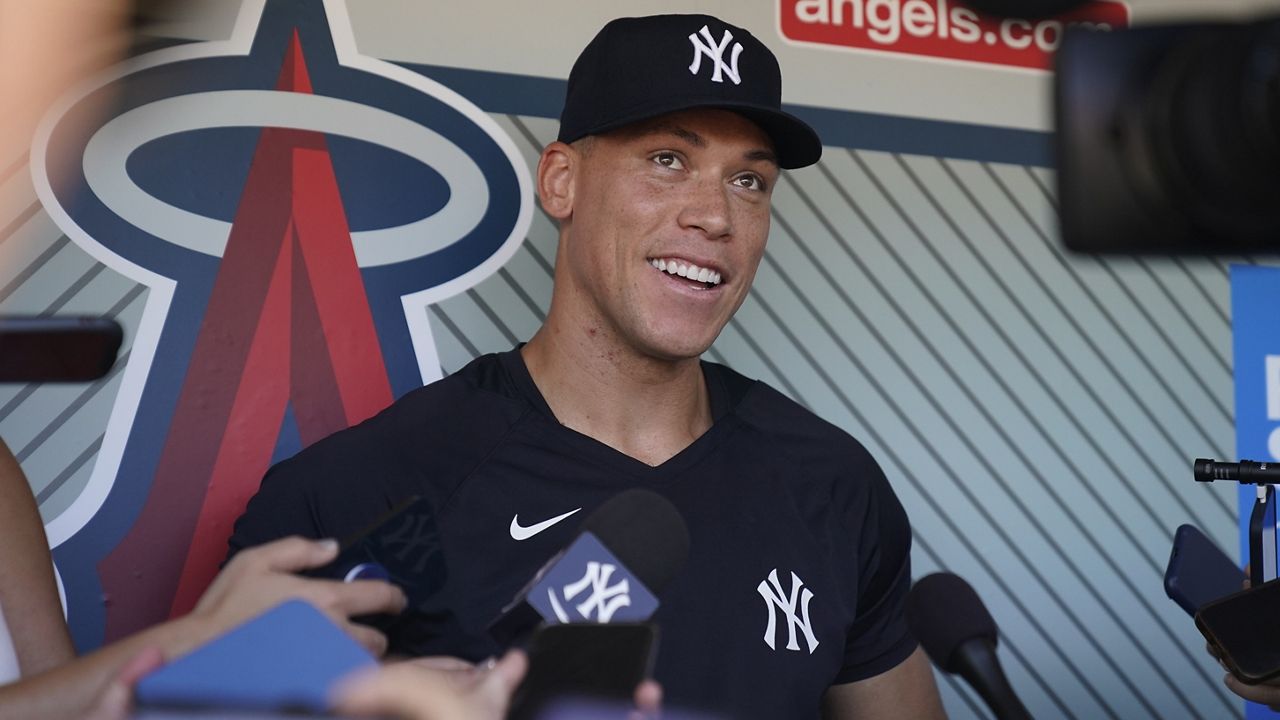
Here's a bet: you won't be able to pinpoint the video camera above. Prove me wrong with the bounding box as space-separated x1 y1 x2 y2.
971 0 1280 254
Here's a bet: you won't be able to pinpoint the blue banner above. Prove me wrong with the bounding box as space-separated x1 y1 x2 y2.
1232 264 1280 720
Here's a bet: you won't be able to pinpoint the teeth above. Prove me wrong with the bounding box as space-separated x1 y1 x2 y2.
648 258 722 286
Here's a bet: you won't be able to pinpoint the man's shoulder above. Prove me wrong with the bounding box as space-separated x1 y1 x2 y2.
392 351 529 423
304 351 528 452
713 362 869 455
711 362 889 512
227 352 532 551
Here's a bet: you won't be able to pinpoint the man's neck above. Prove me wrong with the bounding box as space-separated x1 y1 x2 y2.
521 324 712 467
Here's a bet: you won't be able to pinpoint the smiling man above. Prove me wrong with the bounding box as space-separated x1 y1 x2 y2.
230 14 944 719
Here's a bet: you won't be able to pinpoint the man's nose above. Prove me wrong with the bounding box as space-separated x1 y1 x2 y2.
677 176 732 240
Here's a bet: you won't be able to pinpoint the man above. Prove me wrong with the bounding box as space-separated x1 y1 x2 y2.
230 14 945 719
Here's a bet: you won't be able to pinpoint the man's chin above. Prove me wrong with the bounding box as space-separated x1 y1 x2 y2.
635 333 720 364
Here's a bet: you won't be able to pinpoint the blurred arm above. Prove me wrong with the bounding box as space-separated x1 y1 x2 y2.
0 439 76 677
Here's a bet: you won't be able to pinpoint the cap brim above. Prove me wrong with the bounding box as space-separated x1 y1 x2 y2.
569 99 823 170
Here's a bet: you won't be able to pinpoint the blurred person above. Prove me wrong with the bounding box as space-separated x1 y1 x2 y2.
0 535 406 718
0 0 133 171
76 646 533 720
1 0 139 674
0 526 648 719
0 0 137 675
81 643 658 720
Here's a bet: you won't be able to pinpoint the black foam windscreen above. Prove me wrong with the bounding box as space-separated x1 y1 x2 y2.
581 488 690 595
906 572 999 674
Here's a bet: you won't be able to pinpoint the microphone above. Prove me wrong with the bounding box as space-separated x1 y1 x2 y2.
1194 458 1280 485
489 488 690 647
906 572 1033 720
303 496 452 655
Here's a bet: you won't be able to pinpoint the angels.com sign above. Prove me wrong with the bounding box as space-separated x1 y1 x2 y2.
778 0 1130 71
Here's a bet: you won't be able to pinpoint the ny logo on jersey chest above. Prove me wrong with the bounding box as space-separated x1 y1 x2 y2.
758 568 819 654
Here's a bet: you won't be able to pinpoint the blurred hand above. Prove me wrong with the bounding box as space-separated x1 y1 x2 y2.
1223 673 1280 712
332 652 663 720
83 647 165 720
631 679 663 718
332 649 528 720
190 536 406 657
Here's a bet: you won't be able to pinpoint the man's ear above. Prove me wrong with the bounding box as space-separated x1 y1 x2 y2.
537 141 576 221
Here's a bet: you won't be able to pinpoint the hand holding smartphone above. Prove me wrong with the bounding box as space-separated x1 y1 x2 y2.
509 622 657 720
1197 579 1280 685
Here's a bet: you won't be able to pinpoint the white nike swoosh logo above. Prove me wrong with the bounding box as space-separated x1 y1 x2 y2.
510 508 582 541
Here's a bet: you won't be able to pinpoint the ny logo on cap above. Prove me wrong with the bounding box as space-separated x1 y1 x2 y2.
688 25 743 85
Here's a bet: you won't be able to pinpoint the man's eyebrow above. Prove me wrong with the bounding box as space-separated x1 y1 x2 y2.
637 122 777 165
746 148 779 166
641 123 706 148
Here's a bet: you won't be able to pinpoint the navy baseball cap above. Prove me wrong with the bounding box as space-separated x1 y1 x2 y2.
557 14 823 169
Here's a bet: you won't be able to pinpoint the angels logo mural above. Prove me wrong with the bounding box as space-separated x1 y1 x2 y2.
31 0 531 648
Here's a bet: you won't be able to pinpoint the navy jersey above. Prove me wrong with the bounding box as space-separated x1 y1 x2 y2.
228 349 917 719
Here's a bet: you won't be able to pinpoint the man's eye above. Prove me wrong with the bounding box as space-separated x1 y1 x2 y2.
734 174 765 191
653 152 684 169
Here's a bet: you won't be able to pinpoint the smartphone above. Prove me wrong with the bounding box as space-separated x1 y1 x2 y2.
509 622 657 720
0 316 122 382
1251 485 1278 588
1197 579 1280 685
1164 524 1246 616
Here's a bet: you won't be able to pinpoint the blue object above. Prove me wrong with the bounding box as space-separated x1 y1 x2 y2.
135 599 375 712
1231 264 1280 720
1164 523 1246 616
